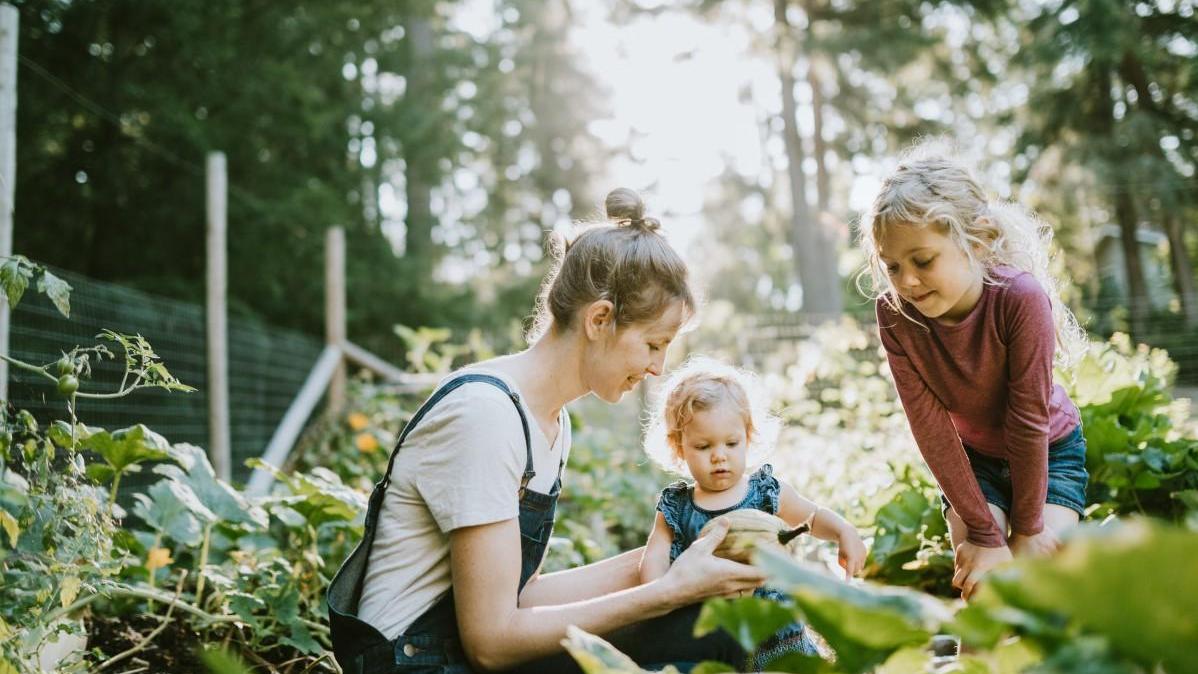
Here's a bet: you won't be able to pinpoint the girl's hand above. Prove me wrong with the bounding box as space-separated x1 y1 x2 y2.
1009 528 1060 558
837 528 868 580
661 519 767 607
952 541 1012 600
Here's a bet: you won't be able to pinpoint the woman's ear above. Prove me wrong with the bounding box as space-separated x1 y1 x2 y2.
582 300 615 341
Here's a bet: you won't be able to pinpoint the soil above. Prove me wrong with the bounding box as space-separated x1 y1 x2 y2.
86 612 207 673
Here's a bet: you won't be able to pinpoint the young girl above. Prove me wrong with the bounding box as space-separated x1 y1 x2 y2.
639 357 867 669
859 143 1090 600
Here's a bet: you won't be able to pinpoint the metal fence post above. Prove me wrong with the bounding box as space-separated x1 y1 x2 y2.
206 152 231 481
0 5 19 401
326 226 347 414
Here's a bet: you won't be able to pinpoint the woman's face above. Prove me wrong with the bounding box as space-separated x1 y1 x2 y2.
584 300 688 403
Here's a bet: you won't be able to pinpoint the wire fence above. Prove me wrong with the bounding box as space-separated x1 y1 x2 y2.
6 266 323 485
7 264 1198 494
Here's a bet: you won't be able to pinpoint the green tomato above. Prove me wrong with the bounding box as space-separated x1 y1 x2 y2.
56 355 74 375
57 374 79 397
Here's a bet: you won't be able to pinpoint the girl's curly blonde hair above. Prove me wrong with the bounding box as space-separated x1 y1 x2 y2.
856 138 1086 366
643 356 781 476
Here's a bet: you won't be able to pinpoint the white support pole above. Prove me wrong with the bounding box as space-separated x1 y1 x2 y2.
342 340 439 391
326 226 347 414
206 152 231 481
0 6 19 401
246 344 342 496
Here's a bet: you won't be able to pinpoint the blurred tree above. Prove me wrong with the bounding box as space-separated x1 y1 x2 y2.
10 0 605 355
668 0 975 317
1009 1 1198 337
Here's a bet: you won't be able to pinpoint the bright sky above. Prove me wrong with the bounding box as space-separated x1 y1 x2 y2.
571 3 774 255
445 1 890 277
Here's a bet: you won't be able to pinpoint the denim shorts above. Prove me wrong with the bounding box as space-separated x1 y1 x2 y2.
941 423 1089 520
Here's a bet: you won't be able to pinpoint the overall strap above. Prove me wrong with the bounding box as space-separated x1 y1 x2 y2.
377 373 535 496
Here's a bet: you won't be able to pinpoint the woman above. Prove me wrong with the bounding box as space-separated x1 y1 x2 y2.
328 188 766 673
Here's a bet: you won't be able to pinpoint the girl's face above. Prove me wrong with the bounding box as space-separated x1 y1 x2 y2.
677 399 749 493
584 300 687 403
878 223 984 324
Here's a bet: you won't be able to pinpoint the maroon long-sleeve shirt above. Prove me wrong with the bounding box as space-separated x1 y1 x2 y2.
876 266 1080 548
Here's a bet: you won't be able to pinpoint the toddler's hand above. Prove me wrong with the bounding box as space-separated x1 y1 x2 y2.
952 541 1012 600
1009 528 1060 558
837 528 867 580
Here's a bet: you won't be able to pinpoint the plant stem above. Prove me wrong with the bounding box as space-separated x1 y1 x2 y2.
46 582 241 627
109 471 123 510
195 523 213 609
146 533 161 612
0 354 56 382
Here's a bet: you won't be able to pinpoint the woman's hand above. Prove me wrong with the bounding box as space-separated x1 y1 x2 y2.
952 541 1012 600
836 528 868 580
660 519 767 607
1009 528 1060 558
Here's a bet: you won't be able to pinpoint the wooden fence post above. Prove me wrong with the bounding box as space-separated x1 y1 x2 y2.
326 226 347 414
206 152 231 481
0 6 19 401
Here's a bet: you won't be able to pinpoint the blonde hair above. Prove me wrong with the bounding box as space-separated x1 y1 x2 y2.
857 140 1086 366
644 356 781 476
527 188 695 342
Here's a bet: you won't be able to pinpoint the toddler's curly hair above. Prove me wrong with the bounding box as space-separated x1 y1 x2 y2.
643 356 780 476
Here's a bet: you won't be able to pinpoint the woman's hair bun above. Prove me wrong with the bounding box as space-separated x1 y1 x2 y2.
605 187 660 232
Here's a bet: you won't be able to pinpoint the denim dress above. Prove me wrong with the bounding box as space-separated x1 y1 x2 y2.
657 464 819 669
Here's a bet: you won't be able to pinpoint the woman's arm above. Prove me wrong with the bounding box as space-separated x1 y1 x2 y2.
452 517 765 672
518 547 644 607
638 512 674 584
776 480 866 578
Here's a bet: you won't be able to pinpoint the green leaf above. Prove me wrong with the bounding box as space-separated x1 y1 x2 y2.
947 602 1009 649
36 269 72 318
0 509 19 547
200 647 253 674
131 479 217 546
561 625 660 673
280 622 323 655
154 444 267 531
60 575 81 608
0 259 28 308
875 646 932 674
226 591 266 629
980 519 1198 673
754 548 951 674
693 596 796 653
754 652 831 673
688 662 736 674
249 460 364 528
82 424 173 477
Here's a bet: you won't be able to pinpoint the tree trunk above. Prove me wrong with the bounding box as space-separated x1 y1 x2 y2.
1164 211 1198 328
808 61 830 216
774 0 841 319
404 16 436 282
1114 189 1150 340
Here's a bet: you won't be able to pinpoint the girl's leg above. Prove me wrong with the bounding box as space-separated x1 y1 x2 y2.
1041 503 1079 534
945 504 1009 549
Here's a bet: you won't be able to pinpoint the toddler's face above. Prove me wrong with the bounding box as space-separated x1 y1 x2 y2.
878 223 984 324
677 400 748 493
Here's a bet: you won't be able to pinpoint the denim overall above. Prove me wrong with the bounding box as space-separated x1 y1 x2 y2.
328 374 561 674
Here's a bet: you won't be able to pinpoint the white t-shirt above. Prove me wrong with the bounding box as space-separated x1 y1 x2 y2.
357 367 571 640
